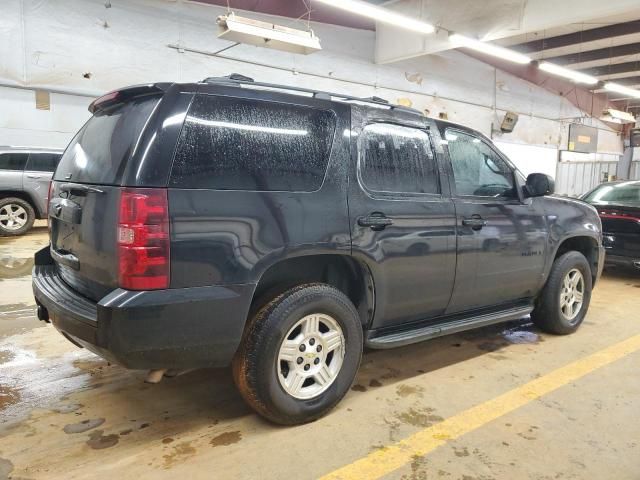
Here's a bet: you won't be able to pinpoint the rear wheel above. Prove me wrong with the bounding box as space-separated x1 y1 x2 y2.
232 283 363 425
532 251 592 335
0 197 35 236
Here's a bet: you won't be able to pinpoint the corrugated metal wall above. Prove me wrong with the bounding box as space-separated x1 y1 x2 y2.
555 152 640 197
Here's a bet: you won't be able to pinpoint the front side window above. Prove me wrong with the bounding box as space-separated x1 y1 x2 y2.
0 153 28 171
446 130 515 198
26 153 61 172
359 123 439 195
170 95 336 191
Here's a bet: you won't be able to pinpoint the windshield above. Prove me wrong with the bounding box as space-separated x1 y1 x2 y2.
55 95 159 185
584 182 640 204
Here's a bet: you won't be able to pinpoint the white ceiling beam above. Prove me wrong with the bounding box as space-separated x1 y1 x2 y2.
375 0 640 64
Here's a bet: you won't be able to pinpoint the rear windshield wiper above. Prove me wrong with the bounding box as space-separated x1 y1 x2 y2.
59 183 105 194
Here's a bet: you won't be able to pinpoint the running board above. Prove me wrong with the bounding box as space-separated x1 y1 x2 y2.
365 306 533 349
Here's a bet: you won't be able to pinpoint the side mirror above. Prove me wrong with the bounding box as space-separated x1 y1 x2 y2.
524 173 554 197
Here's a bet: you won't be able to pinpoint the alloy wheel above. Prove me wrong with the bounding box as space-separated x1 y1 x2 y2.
277 313 345 400
0 204 28 231
560 268 584 323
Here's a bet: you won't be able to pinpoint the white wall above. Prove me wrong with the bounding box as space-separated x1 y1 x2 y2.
0 86 91 148
0 0 623 167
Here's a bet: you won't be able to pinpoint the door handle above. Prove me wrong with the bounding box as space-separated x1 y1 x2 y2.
462 216 488 230
358 213 393 231
26 174 42 179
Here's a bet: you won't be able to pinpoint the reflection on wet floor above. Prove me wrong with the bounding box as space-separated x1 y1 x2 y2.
0 228 44 340
0 302 40 338
0 336 97 426
0 256 34 280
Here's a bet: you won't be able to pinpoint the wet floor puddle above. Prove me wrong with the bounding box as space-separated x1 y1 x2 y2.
0 303 41 338
63 418 105 434
472 319 541 353
503 329 539 344
209 430 242 448
0 256 34 280
87 429 120 449
0 337 97 423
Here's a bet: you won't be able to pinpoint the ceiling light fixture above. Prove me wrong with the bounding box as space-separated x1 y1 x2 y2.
604 82 640 99
599 108 636 125
449 34 531 64
313 0 435 35
538 62 598 85
217 13 322 55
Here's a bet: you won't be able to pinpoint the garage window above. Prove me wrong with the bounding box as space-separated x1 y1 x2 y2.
170 95 336 191
359 123 439 195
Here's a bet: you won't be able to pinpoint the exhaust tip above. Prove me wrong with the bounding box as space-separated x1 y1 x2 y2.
145 369 168 384
36 304 50 323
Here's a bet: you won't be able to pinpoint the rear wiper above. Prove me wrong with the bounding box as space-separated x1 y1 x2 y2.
60 183 104 194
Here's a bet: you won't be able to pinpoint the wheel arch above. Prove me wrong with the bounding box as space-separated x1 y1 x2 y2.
548 234 601 286
249 253 375 328
0 190 43 218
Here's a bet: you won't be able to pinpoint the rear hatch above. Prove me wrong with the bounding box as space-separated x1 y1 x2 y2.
50 88 164 301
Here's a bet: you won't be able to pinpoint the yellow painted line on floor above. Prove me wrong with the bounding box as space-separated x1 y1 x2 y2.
321 334 640 480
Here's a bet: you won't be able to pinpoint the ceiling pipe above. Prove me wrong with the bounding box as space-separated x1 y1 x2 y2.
0 80 100 99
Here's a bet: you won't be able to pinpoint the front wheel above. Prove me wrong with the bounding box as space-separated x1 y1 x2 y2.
232 283 363 425
532 251 592 335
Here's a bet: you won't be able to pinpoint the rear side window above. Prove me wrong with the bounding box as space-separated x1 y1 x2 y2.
359 123 439 195
170 95 336 191
55 95 159 185
26 153 61 172
0 153 28 171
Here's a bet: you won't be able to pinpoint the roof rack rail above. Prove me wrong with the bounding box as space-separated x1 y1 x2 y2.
364 96 389 104
201 73 421 115
202 73 255 84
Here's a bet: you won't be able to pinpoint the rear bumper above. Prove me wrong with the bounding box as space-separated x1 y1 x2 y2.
32 246 254 369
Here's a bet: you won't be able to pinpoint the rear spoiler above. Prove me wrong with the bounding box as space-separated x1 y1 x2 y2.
88 83 170 114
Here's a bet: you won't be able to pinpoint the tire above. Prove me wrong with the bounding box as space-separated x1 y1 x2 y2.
232 283 363 425
532 251 592 335
0 197 35 236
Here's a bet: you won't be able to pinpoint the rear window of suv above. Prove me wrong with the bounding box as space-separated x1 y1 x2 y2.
170 95 336 191
54 95 159 185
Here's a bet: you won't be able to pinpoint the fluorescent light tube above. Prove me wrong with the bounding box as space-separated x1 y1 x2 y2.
604 82 640 99
449 34 531 64
538 62 598 85
313 0 435 34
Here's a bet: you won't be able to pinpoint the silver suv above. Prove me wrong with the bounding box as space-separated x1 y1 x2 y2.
0 146 62 236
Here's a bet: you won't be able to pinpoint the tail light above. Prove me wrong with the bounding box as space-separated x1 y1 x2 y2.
47 181 54 213
599 209 640 222
47 181 53 232
118 188 170 290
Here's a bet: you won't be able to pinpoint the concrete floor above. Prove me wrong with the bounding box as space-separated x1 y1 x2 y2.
1 225 639 480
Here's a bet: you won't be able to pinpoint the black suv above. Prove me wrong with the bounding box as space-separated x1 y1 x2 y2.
33 75 605 424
